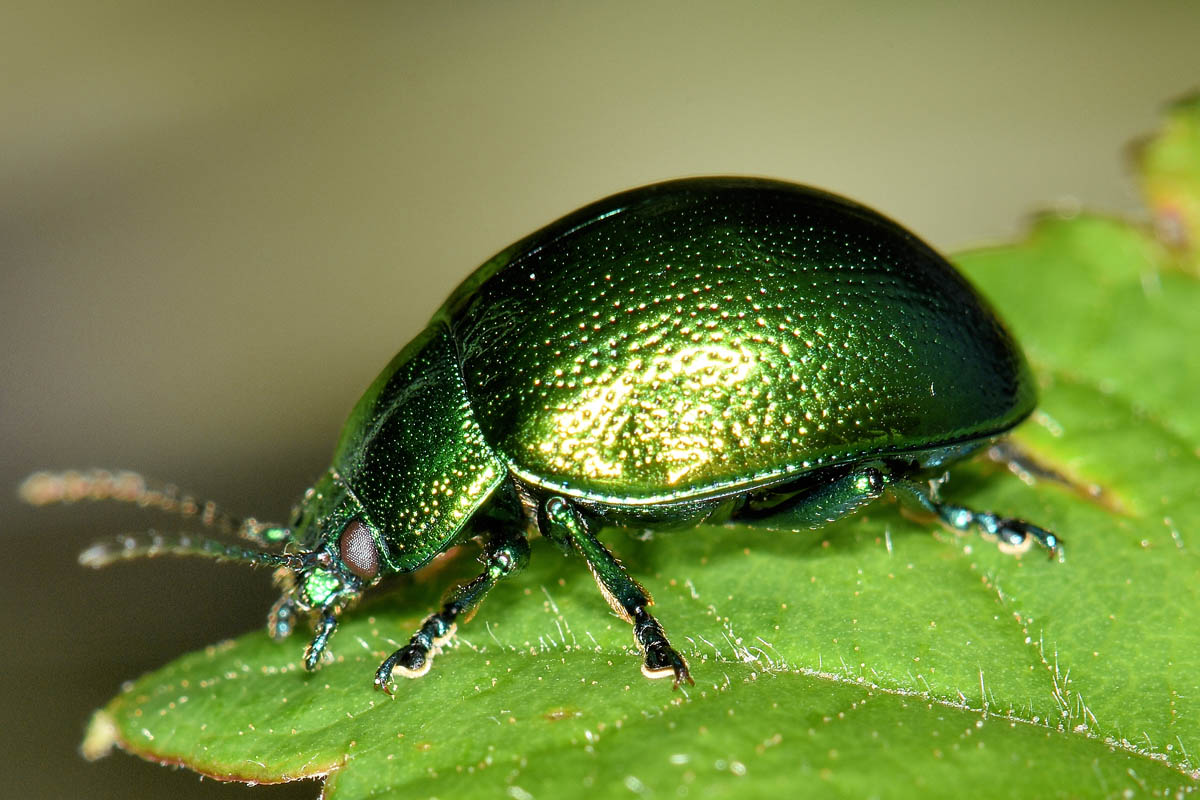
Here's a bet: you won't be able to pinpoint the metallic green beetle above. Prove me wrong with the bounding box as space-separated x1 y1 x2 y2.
41 177 1058 690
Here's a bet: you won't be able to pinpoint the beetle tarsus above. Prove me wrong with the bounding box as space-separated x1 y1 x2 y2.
635 607 693 688
397 644 431 674
303 612 337 670
371 627 441 691
962 508 1062 558
374 526 529 691
996 517 1061 559
268 594 297 641
374 645 429 694
375 628 440 692
889 476 1061 559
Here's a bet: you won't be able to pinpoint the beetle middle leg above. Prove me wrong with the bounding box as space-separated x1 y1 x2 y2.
374 525 530 693
540 495 694 688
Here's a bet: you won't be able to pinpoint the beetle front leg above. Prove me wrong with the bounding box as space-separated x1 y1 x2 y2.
268 593 298 640
540 495 694 688
374 526 530 693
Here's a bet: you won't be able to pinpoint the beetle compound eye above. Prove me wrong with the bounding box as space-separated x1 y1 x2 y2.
339 519 379 581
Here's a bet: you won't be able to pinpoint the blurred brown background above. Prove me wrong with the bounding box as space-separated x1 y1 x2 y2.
3 3 1197 798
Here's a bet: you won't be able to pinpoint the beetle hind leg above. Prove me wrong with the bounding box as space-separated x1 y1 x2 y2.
890 479 1061 558
374 526 530 693
540 495 693 688
737 465 887 531
937 503 1061 557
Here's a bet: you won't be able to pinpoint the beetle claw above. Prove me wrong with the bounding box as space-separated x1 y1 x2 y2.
672 661 696 690
374 671 396 696
641 643 693 689
375 644 433 693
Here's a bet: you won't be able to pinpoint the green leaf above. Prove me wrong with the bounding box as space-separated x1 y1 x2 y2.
85 100 1200 798
1137 92 1200 273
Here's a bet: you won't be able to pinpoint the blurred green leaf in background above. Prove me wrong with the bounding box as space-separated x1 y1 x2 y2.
79 97 1200 799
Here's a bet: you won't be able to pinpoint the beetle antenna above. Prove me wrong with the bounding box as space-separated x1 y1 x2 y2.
78 530 303 570
19 469 285 547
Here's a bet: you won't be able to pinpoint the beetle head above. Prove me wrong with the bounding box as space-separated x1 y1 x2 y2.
272 470 384 668
33 467 386 672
